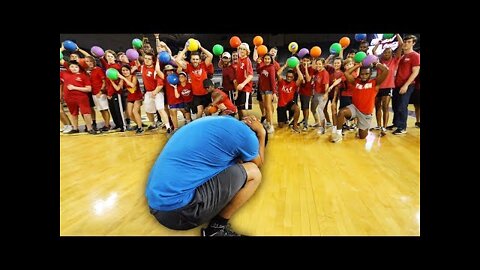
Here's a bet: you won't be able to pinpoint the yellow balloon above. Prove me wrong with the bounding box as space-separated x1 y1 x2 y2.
288 42 298 53
188 38 199 51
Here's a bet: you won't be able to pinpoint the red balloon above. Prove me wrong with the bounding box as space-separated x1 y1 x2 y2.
230 36 242 48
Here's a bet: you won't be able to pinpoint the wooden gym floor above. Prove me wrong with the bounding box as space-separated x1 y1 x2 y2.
60 102 420 236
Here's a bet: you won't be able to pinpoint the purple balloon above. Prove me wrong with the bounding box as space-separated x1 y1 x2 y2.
91 46 105 58
362 54 378 67
297 48 309 58
126 49 139 61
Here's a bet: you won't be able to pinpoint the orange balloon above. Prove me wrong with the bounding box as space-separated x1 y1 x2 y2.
339 37 350 48
253 36 263 46
257 45 268 57
78 58 88 69
209 106 218 114
310 46 322 58
230 36 242 48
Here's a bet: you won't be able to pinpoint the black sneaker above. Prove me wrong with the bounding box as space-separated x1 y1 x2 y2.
166 127 172 134
415 122 420 128
88 129 100 135
386 124 396 130
201 223 242 237
147 125 157 130
65 129 79 134
100 126 110 132
393 128 407 135
92 122 97 130
135 128 144 134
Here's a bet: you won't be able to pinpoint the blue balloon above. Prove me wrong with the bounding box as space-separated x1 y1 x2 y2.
63 40 77 51
355 33 367 42
158 51 171 64
167 74 179 85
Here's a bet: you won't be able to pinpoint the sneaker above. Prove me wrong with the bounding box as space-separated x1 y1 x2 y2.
380 127 387 136
65 129 79 134
288 119 294 127
166 127 172 134
386 124 396 130
147 125 157 130
201 223 242 237
267 124 275 134
302 125 308 132
415 122 420 128
92 122 97 130
291 126 301 133
317 127 325 135
342 124 350 131
309 122 320 128
135 128 144 134
100 126 110 132
88 129 100 135
325 122 333 128
350 124 357 130
373 126 381 130
393 128 407 135
62 125 73 134
331 132 343 143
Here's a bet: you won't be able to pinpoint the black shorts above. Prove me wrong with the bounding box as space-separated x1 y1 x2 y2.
235 91 252 110
223 90 234 102
339 96 352 109
256 90 262 102
149 164 247 230
377 88 393 98
193 94 211 109
299 95 311 110
277 101 297 123
409 87 420 105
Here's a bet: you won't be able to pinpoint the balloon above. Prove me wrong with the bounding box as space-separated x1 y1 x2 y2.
355 33 367 42
158 51 171 63
288 42 299 53
286 56 299 68
60 51 63 60
310 46 322 58
354 52 367 63
339 37 350 48
132 38 143 49
257 45 268 57
212 44 224 56
253 36 263 46
362 54 378 67
329 43 342 54
126 49 139 61
167 74 179 85
383 33 394 39
208 106 218 114
63 40 77 52
91 46 105 58
297 48 309 58
229 36 241 48
187 38 199 51
106 68 119 80
78 58 88 69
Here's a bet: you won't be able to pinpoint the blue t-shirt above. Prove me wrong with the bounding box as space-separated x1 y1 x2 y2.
146 116 259 211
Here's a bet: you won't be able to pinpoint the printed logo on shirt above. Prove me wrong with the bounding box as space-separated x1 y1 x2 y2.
147 71 153 77
192 68 203 77
281 85 293 93
356 83 373 89
181 88 191 96
75 76 83 82
261 70 269 77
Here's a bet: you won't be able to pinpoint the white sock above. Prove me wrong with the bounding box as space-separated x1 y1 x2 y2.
336 130 342 135
332 126 337 133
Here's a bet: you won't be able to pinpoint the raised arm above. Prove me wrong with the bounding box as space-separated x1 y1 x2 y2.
394 34 403 59
176 44 188 70
344 63 361 84
374 62 389 86
198 41 213 67
295 64 304 86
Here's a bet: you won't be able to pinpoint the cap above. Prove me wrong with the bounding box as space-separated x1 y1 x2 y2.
239 42 250 53
221 52 231 59
163 64 175 71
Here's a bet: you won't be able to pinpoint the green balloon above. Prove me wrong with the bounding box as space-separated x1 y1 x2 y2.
132 38 143 49
383 33 394 39
287 56 299 68
106 68 119 80
354 52 367 63
212 44 224 56
329 43 342 54
60 51 63 60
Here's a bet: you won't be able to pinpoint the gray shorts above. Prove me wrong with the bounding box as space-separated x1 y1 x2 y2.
346 104 373 130
150 164 247 230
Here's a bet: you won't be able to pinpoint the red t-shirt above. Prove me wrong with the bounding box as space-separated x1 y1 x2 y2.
212 89 237 114
178 82 193 103
222 65 236 91
379 56 400 89
298 66 315 96
88 66 105 95
186 62 208 96
352 78 378 115
277 80 297 107
164 76 184 105
141 65 158 92
314 69 330 94
235 56 254 92
100 58 122 96
257 63 276 93
395 51 420 88
60 71 91 99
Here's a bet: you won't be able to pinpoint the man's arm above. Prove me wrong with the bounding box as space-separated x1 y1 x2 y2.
242 115 266 168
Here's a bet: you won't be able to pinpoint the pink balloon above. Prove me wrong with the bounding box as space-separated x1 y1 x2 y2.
91 46 104 57
126 49 139 61
362 54 378 67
